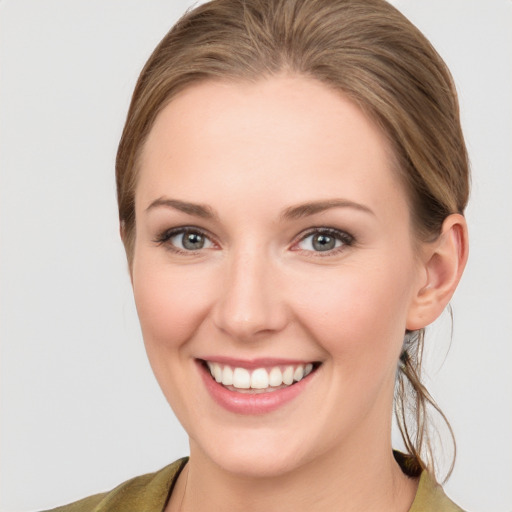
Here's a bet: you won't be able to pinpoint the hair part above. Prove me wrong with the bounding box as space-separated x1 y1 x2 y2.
116 0 470 480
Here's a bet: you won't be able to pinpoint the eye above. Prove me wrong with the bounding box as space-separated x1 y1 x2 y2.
294 228 354 254
154 227 215 252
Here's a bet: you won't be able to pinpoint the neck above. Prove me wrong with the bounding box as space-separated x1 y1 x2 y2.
171 437 417 512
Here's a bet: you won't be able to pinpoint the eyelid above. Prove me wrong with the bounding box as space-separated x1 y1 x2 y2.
153 225 354 256
153 225 219 253
291 227 355 254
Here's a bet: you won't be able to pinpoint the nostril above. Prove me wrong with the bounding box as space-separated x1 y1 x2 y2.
211 259 289 339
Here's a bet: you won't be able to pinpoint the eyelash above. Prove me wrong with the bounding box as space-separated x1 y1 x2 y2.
292 227 355 257
153 226 216 255
153 226 355 256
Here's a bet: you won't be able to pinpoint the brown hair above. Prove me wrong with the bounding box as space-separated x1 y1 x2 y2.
116 0 469 481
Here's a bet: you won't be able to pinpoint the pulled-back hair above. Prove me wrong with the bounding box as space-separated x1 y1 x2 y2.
116 0 469 481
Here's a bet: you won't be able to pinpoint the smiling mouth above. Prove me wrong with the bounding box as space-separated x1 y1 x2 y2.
202 360 320 394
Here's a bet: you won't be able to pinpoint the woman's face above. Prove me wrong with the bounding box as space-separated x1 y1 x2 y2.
132 76 427 477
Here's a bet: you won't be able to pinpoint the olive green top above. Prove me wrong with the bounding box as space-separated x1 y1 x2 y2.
43 457 464 512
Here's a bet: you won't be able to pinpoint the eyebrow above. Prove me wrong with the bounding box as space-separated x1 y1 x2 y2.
145 197 217 219
145 197 374 220
281 199 375 220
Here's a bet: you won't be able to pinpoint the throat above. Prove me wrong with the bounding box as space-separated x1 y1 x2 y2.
178 445 419 512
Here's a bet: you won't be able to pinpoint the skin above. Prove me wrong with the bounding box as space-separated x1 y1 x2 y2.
129 75 468 511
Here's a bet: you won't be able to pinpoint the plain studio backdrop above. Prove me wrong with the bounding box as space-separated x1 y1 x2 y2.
1 1 510 511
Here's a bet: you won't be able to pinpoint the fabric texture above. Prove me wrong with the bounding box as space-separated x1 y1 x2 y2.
42 456 464 512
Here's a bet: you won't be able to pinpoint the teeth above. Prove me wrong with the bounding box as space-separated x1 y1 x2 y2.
206 361 315 391
293 366 304 382
282 366 294 385
251 368 269 389
269 367 283 387
213 364 223 383
222 365 233 386
232 367 251 389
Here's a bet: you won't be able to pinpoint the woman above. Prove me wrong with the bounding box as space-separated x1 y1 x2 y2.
46 0 469 510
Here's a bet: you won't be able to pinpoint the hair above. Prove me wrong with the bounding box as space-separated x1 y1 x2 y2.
116 0 469 481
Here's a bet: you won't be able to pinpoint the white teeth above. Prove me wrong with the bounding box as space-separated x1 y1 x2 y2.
251 368 269 389
206 361 316 391
222 365 233 386
282 366 294 385
269 367 283 387
293 366 304 382
232 367 251 389
213 363 223 383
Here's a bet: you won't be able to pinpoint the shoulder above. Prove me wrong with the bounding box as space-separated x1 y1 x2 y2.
393 452 465 512
410 471 465 512
41 458 188 512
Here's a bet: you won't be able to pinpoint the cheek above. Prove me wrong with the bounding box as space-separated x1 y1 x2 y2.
289 261 414 365
132 257 215 352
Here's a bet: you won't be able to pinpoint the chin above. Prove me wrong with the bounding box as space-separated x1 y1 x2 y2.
215 450 306 479
191 427 321 479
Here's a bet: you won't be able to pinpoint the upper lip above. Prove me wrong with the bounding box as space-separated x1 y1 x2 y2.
197 356 319 369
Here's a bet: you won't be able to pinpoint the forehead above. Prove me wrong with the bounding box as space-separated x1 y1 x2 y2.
137 75 406 218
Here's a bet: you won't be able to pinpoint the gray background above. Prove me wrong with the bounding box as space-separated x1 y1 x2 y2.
1 1 511 511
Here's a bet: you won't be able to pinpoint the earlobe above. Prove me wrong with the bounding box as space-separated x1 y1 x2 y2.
407 214 469 330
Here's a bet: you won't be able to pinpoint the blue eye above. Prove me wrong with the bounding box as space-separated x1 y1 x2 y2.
296 229 353 253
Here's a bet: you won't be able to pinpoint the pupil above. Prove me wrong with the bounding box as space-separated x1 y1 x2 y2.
183 232 204 250
313 234 335 251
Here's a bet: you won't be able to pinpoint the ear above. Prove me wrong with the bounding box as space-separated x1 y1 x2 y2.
407 214 469 330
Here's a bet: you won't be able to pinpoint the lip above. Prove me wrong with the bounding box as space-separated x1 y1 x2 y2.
197 358 319 415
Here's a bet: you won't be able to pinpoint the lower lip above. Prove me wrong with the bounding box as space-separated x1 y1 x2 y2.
198 362 316 415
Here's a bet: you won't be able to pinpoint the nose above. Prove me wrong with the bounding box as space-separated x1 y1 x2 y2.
212 248 289 341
